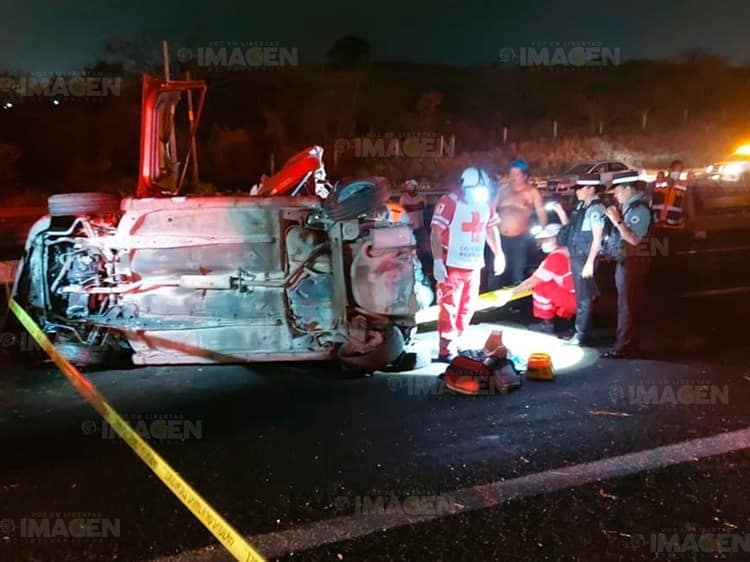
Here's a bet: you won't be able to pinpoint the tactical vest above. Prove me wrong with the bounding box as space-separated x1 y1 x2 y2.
566 201 601 259
651 181 687 228
600 199 652 261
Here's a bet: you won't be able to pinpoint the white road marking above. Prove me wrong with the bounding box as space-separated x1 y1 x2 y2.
674 245 750 256
681 285 750 298
154 427 750 561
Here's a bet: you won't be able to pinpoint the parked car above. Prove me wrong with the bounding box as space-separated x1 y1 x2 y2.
546 161 638 192
705 146 750 184
8 76 424 373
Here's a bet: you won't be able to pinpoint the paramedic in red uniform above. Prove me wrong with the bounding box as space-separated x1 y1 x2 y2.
497 222 576 334
431 167 505 362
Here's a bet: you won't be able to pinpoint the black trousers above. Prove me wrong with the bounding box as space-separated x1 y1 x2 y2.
614 257 650 352
570 254 599 340
486 233 535 289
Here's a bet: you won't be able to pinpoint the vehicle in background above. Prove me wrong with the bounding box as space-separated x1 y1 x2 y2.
8 75 424 373
705 145 750 183
546 161 639 193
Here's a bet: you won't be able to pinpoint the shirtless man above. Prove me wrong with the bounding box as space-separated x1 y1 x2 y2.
492 159 546 286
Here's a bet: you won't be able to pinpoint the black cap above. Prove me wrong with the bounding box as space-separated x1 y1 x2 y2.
573 173 601 189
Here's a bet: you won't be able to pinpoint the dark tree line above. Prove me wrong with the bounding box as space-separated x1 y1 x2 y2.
0 38 748 196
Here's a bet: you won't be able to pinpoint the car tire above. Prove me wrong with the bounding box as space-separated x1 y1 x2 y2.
48 192 120 217
338 324 404 374
383 342 432 372
323 180 389 222
1 303 47 366
55 342 130 368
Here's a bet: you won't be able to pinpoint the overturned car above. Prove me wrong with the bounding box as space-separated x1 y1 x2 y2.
10 76 423 372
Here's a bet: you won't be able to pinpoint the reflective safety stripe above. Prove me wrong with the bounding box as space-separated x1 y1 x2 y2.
653 184 687 224
536 270 572 288
416 288 533 324
431 215 449 228
532 293 554 310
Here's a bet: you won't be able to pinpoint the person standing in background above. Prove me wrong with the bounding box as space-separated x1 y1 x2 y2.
399 179 427 231
644 170 667 205
651 160 693 229
492 159 547 287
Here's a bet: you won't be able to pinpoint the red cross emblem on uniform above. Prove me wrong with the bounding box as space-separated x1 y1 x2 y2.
461 212 484 242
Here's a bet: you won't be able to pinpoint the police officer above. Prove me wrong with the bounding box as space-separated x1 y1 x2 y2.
561 173 606 346
601 171 652 358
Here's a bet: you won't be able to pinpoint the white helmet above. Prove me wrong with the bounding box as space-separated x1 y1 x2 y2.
460 166 489 189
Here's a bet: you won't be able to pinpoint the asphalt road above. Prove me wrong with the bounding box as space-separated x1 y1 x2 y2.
2 241 750 562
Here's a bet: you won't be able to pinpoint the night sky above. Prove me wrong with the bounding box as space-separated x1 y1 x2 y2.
2 0 750 72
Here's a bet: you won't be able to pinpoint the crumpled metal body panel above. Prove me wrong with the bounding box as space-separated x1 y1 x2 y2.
350 241 417 316
107 196 330 363
20 196 416 365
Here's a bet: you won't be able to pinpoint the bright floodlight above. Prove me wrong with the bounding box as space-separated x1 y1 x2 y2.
723 163 743 176
381 322 590 378
492 323 587 370
466 185 489 204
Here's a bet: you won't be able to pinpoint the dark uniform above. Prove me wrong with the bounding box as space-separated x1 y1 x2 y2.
609 177 652 354
565 175 606 342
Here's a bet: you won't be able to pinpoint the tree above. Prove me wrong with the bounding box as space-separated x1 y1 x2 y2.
102 38 164 74
326 37 371 69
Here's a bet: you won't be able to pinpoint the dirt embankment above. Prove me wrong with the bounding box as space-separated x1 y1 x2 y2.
348 128 741 186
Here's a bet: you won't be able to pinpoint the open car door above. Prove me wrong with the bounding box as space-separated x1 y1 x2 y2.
137 75 207 198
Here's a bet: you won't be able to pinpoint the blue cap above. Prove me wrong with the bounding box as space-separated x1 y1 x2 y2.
510 159 529 172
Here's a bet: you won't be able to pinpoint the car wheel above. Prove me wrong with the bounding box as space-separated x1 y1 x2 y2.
323 180 389 222
55 342 130 368
1 306 47 367
338 325 404 374
48 192 120 217
382 342 432 372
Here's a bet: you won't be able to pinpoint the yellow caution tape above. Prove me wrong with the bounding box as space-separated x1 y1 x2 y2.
416 288 532 325
9 299 266 562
